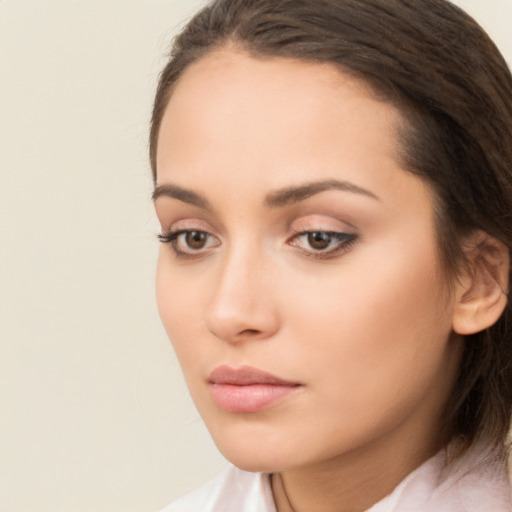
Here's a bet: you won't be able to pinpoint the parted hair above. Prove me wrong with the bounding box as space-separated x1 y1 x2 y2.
150 0 512 456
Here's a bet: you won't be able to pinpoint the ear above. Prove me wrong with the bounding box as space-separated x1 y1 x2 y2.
452 231 509 336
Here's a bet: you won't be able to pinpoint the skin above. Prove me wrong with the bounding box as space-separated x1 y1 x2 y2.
153 48 464 512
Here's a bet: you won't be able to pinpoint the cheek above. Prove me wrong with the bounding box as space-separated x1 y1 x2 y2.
155 250 208 365
281 237 454 398
268 245 457 456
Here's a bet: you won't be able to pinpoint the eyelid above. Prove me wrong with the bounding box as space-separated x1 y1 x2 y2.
287 215 359 260
290 214 355 233
158 228 221 259
160 217 214 232
157 218 221 259
287 230 358 260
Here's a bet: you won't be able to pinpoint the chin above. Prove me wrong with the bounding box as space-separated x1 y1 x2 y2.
217 442 291 473
206 420 307 473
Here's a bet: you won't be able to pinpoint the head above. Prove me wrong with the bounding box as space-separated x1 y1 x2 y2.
151 0 512 467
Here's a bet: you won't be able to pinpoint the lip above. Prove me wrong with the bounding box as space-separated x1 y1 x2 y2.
207 365 302 413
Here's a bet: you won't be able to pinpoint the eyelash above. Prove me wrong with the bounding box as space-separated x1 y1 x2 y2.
157 229 358 260
288 230 358 260
157 229 218 259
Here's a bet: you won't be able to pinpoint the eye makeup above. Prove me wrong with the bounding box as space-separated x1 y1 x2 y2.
156 206 361 262
287 230 358 260
157 228 220 259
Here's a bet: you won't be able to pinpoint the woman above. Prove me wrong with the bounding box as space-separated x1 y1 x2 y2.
151 0 512 510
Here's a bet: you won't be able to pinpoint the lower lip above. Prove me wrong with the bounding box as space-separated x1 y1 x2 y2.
209 383 300 413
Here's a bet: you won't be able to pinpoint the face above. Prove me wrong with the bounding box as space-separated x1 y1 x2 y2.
154 49 463 473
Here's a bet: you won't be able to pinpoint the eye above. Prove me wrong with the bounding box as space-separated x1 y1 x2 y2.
158 229 220 258
183 231 208 250
289 230 357 259
306 232 336 250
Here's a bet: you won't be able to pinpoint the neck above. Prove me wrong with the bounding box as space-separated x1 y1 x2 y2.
272 419 447 512
271 333 464 512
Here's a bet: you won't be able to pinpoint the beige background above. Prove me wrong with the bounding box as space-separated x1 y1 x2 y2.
0 1 511 511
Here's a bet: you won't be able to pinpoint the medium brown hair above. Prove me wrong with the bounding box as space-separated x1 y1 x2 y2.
150 0 512 455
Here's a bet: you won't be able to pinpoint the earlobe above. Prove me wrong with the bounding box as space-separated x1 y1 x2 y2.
452 231 510 336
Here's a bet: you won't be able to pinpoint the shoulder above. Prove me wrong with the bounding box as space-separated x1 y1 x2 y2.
368 442 512 512
437 445 512 512
160 465 276 512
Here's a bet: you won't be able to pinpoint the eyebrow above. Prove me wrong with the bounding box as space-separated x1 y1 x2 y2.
152 184 212 210
152 179 379 209
264 179 379 207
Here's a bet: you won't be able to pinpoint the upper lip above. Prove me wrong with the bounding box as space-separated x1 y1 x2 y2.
208 365 301 386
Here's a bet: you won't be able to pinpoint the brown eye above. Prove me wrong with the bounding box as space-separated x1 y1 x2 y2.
185 231 208 249
157 228 220 258
307 232 333 250
289 230 357 259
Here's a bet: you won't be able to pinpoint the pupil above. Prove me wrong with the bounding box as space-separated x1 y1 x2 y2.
186 231 207 249
308 232 331 250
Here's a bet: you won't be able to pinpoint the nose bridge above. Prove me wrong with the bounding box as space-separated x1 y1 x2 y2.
205 238 278 342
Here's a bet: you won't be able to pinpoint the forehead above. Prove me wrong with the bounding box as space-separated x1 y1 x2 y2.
169 47 378 105
157 49 404 179
162 49 398 127
154 48 436 225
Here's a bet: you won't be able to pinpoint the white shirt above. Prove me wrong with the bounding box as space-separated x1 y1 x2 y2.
162 444 511 511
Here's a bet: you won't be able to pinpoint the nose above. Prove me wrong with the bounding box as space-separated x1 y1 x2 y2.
204 246 280 344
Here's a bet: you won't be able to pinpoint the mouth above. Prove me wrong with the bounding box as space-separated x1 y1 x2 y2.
207 365 302 413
